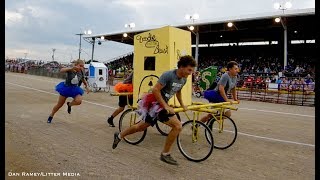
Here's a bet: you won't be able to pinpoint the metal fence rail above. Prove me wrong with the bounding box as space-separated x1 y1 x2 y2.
236 83 315 106
26 67 66 79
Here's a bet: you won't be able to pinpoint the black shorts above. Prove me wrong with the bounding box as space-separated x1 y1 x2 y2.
144 109 175 127
118 95 133 107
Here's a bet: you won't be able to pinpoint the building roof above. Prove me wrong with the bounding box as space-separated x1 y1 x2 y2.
84 8 315 45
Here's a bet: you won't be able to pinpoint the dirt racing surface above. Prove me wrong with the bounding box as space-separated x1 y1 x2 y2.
5 73 315 180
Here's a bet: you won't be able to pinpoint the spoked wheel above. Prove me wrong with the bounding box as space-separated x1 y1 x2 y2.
119 109 147 145
105 84 110 93
177 120 214 162
205 115 237 149
92 83 98 92
155 113 181 136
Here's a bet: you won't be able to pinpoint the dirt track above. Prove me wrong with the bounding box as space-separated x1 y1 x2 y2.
5 72 315 180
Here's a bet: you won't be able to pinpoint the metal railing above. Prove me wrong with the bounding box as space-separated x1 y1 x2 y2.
236 82 315 106
26 67 66 79
8 67 315 107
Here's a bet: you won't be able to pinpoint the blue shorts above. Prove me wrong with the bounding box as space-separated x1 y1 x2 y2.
55 82 84 98
203 90 225 103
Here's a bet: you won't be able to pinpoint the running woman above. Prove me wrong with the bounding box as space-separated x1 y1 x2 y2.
47 59 90 123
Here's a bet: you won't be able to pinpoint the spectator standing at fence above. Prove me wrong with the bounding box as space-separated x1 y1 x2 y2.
265 77 271 89
277 77 283 89
6 63 9 72
288 79 298 92
298 78 308 92
280 78 289 91
307 79 315 94
271 75 277 83
255 76 263 86
47 59 90 123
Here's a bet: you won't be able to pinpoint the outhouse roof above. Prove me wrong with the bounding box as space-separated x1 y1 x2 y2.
90 62 107 68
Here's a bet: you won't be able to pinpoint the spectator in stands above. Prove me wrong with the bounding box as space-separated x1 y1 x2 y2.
294 65 300 74
280 78 288 91
242 75 254 88
307 79 315 93
299 78 308 92
271 75 277 83
265 77 271 89
288 79 298 92
255 76 263 84
276 77 283 84
305 74 312 84
192 71 200 83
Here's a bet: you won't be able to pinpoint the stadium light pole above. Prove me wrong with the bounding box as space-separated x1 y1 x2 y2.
227 22 238 30
185 13 199 68
76 29 92 60
122 33 133 39
274 1 292 70
122 23 135 42
83 34 105 63
24 52 28 60
124 22 136 30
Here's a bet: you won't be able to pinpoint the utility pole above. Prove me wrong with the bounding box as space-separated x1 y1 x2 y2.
76 30 91 60
91 37 95 63
70 54 73 63
52 48 56 61
75 33 84 59
24 52 28 60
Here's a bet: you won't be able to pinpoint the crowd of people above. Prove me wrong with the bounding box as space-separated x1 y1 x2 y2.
103 52 315 82
6 51 315 92
197 55 315 77
6 59 42 73
240 75 315 92
105 53 133 73
193 54 315 92
5 58 67 74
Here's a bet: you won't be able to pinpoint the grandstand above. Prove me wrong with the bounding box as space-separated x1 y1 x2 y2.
64 8 317 106
86 8 315 74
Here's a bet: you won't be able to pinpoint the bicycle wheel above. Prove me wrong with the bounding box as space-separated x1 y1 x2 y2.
177 120 214 162
205 115 237 149
105 84 110 93
92 83 98 92
155 113 180 136
119 109 147 145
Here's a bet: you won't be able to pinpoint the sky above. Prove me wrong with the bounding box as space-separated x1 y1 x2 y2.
5 0 315 63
